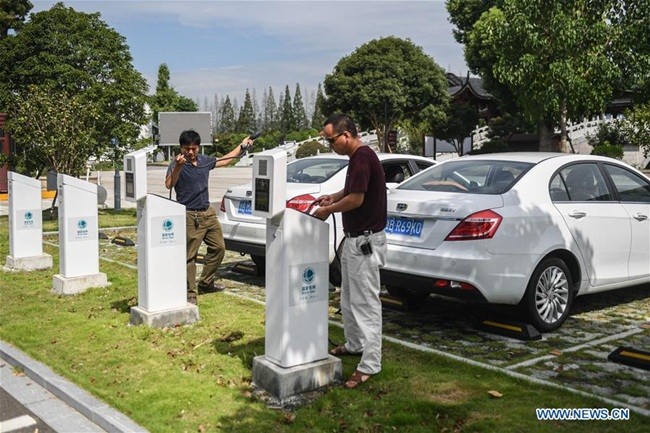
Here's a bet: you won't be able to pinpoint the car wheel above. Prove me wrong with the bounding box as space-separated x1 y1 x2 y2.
250 255 266 276
385 285 429 303
521 257 574 332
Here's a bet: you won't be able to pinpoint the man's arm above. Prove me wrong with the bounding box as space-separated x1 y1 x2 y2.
313 191 364 220
215 136 254 168
165 154 186 189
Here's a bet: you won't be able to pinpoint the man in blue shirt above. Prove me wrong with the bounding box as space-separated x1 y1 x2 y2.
165 129 252 305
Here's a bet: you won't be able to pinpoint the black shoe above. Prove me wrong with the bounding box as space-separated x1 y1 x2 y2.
198 282 226 294
188 295 197 305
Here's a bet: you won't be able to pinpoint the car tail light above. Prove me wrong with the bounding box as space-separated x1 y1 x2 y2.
434 279 477 291
444 209 502 241
286 194 316 213
219 197 226 213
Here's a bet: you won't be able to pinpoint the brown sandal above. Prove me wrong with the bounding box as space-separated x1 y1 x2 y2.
344 370 372 389
329 345 361 356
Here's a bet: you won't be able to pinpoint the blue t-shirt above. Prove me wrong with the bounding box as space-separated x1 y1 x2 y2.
167 154 217 209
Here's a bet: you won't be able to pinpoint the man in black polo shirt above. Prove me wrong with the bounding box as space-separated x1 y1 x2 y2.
313 114 387 389
165 129 253 305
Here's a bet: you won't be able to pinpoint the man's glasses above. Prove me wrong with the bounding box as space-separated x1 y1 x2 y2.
323 132 344 145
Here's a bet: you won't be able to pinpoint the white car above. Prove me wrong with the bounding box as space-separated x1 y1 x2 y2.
218 152 435 284
381 153 650 331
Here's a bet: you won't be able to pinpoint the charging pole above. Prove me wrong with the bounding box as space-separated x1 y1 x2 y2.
5 172 53 270
53 174 109 294
114 167 121 211
124 147 198 327
251 148 341 402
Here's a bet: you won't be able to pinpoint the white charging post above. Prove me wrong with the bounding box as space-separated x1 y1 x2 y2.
251 148 341 401
53 174 108 294
5 172 52 270
124 147 198 327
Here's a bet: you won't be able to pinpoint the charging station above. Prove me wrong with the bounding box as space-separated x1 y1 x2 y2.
251 148 341 401
5 172 53 270
124 148 198 327
53 174 108 294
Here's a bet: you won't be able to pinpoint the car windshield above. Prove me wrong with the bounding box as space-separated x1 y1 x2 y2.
287 158 349 184
397 159 533 194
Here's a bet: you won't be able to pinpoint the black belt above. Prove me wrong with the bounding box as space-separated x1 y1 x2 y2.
187 207 210 212
345 230 374 238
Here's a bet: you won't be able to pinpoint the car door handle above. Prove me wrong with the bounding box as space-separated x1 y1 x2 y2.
568 211 587 219
633 213 648 221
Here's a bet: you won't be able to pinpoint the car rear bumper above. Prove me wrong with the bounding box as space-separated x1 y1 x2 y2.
382 242 536 305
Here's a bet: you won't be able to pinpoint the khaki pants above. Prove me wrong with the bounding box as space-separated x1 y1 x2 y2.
186 207 225 297
340 231 386 375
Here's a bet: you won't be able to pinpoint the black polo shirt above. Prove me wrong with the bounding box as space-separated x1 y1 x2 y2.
167 154 217 210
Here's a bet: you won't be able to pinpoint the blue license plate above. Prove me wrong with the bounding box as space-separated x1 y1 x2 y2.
237 200 252 215
386 217 423 237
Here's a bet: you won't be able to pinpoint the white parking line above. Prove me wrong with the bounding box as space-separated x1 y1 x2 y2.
0 415 37 432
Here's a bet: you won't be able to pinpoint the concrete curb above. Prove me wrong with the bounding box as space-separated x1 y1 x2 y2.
0 340 148 433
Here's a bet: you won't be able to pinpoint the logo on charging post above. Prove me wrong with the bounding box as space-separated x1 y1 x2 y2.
23 211 34 228
301 267 316 296
76 219 89 237
162 219 174 231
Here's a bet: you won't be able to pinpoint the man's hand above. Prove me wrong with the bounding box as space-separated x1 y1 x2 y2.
315 194 334 207
313 205 331 221
174 152 187 167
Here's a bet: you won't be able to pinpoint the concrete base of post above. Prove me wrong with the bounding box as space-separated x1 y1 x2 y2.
5 254 53 271
52 273 109 295
252 355 342 402
129 304 199 328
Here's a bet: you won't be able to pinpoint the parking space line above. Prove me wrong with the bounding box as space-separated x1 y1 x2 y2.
0 415 38 432
506 327 645 370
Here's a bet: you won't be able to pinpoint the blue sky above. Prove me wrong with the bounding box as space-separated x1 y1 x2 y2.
32 1 468 108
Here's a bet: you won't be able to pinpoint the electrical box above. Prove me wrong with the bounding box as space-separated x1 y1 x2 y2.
252 148 287 218
7 172 43 258
123 146 155 202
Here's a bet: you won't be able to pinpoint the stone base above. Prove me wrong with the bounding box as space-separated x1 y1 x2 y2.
5 254 53 271
130 304 199 328
52 273 109 295
252 355 342 401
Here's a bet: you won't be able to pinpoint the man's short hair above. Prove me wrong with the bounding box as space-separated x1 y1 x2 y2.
323 113 358 138
179 129 201 147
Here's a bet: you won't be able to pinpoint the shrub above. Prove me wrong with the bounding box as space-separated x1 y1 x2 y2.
469 140 511 155
295 140 330 158
590 140 624 160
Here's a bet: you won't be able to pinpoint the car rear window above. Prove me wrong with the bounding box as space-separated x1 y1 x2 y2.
397 160 533 194
287 158 348 184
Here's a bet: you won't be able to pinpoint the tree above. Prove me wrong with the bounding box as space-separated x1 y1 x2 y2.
430 102 478 155
236 89 256 133
150 63 198 136
5 85 100 177
323 36 448 152
452 0 650 152
621 103 650 158
279 85 295 136
0 0 32 39
0 2 148 174
218 95 235 133
262 87 278 132
293 83 308 130
311 83 327 129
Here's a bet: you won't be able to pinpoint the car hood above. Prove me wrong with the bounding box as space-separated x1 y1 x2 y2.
386 189 504 249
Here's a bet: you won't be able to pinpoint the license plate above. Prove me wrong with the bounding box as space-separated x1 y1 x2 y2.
386 217 423 237
237 200 252 215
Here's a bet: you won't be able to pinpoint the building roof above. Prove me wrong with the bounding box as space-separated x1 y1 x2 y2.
447 72 492 100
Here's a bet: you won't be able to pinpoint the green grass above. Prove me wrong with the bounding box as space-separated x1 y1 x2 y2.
1 213 648 432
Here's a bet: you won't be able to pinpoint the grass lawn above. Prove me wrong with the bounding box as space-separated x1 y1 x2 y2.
0 212 647 432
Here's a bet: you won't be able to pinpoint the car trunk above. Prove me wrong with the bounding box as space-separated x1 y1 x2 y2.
386 190 504 249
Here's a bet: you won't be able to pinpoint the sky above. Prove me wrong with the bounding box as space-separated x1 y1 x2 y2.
31 0 469 108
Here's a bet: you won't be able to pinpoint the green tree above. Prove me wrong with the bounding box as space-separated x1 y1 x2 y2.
150 63 197 137
0 0 32 39
236 89 256 133
453 0 649 152
621 103 650 158
324 36 448 152
262 87 278 131
430 102 478 156
5 85 100 176
218 96 235 133
293 83 308 130
311 83 326 129
445 0 496 45
279 84 295 137
0 2 148 174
